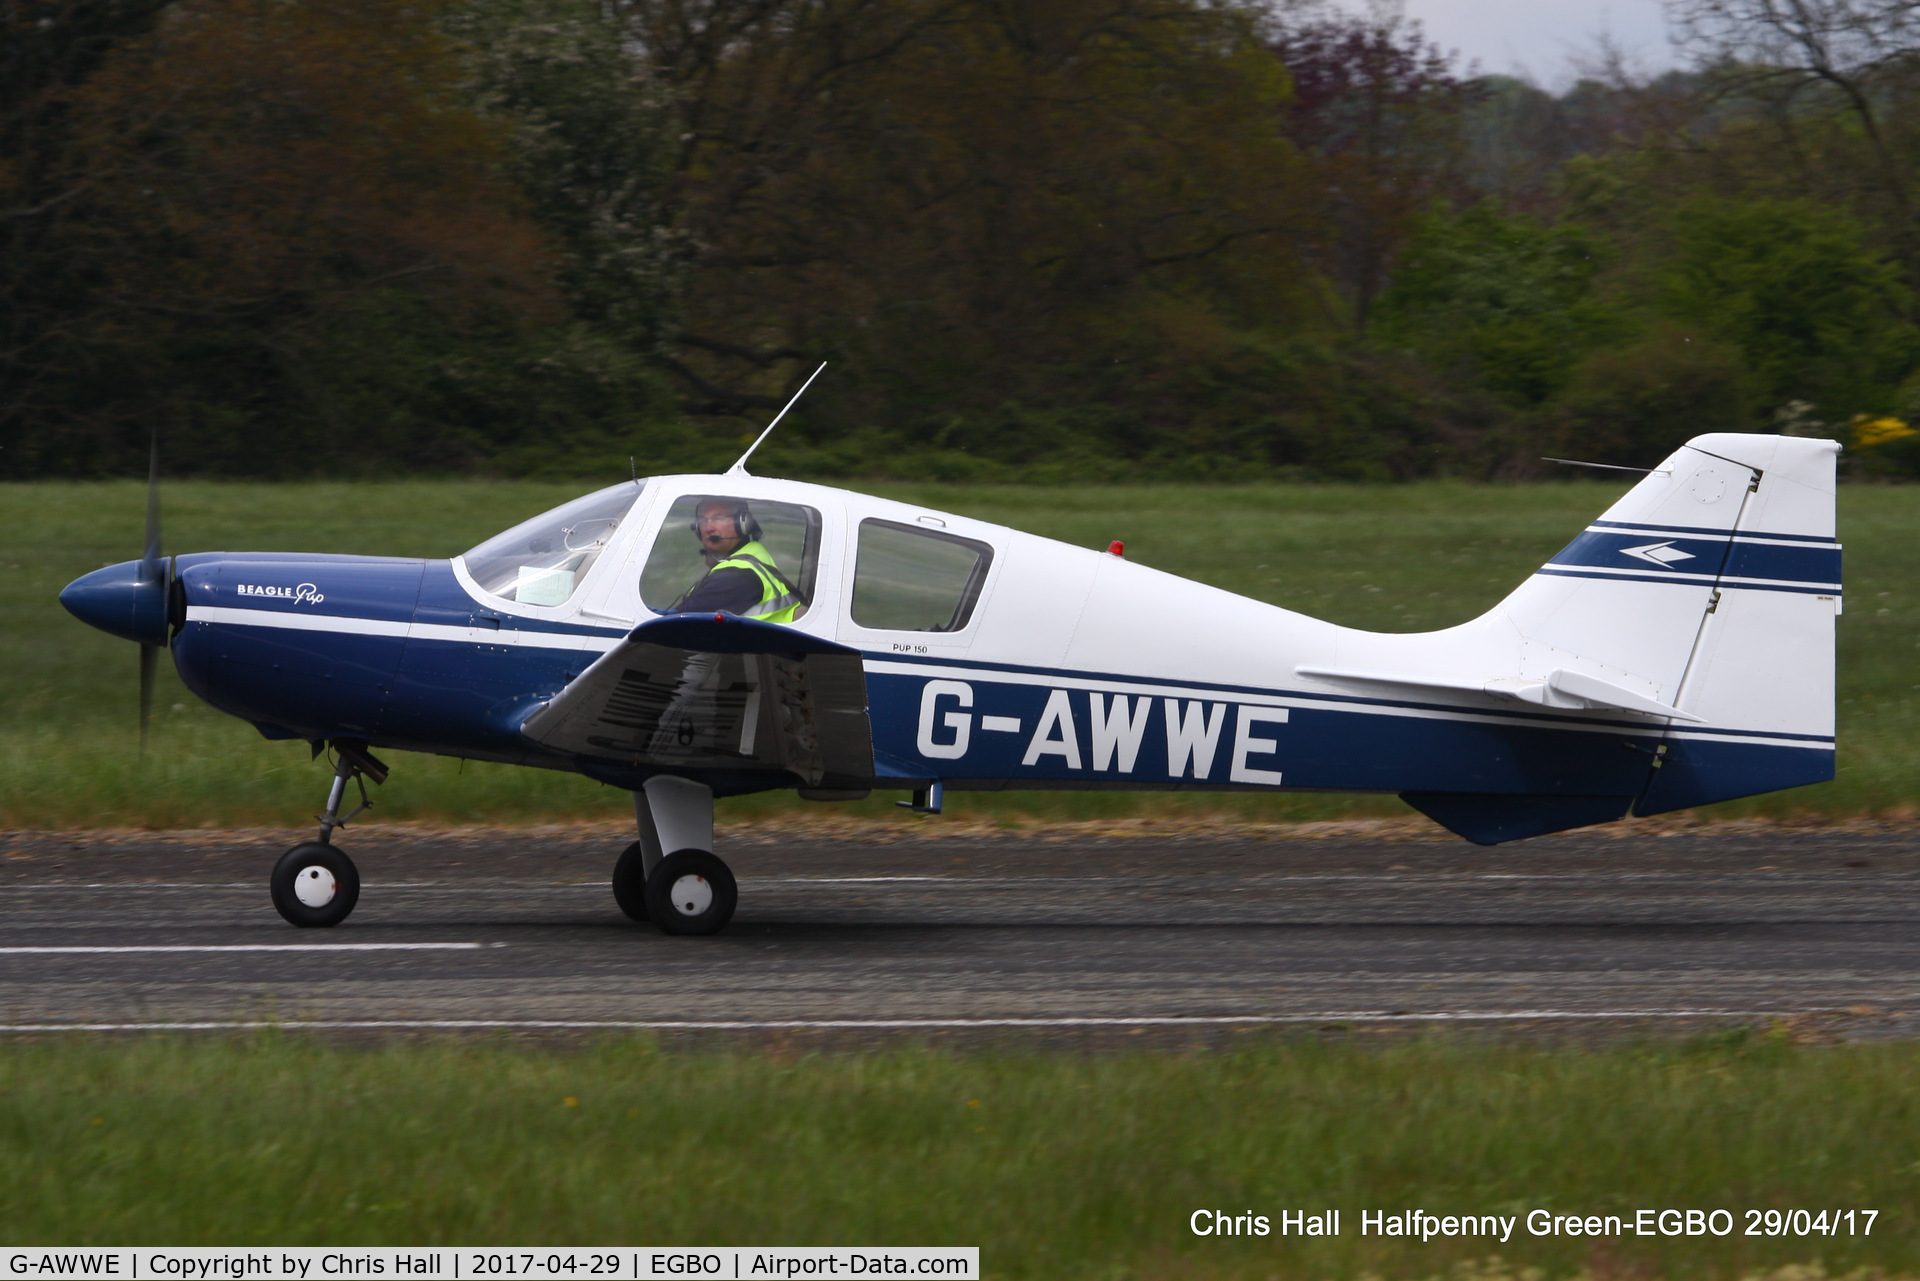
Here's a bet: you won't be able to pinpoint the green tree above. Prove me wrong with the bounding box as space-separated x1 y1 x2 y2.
453 0 688 359
0 0 563 475
611 0 1320 448
1373 205 1620 407
1660 197 1919 422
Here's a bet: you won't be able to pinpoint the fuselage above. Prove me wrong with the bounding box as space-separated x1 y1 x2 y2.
132 469 1821 815
56 441 1841 849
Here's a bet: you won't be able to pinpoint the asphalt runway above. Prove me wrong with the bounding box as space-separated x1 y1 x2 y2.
3 821 1918 1044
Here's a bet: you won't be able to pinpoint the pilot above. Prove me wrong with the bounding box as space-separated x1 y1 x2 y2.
672 497 806 622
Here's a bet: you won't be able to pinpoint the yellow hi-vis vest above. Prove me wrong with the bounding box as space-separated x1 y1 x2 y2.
710 540 805 623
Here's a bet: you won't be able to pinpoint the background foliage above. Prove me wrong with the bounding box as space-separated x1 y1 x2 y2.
7 0 1920 480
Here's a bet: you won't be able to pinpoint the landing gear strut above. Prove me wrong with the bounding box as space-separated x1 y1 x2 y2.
618 775 736 935
269 740 387 928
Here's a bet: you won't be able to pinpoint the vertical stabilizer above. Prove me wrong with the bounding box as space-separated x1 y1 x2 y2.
1496 439 1760 706
1499 432 1840 813
1402 433 1839 842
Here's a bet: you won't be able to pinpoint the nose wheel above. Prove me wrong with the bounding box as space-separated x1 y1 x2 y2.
270 842 361 927
270 739 385 928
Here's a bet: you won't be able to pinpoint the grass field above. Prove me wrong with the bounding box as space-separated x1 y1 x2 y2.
0 1033 1914 1278
2 479 1914 828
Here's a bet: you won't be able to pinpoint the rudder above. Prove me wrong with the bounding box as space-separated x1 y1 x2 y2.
1632 434 1840 813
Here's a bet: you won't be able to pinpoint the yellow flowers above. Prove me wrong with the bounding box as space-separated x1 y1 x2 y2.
1852 416 1918 449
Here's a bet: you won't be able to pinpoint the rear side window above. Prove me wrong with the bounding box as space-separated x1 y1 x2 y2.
851 519 993 632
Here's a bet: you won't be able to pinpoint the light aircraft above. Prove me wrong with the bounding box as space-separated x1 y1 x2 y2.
60 420 1842 935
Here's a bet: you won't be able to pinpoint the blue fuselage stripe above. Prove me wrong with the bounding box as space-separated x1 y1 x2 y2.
1547 529 1841 587
858 671 1830 802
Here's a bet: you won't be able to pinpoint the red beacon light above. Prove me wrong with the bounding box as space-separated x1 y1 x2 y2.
1107 541 1125 557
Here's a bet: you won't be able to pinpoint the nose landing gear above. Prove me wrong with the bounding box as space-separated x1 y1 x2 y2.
269 741 386 928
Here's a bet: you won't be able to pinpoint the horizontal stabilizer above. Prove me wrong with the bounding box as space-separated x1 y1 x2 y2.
1296 665 1702 722
520 615 872 785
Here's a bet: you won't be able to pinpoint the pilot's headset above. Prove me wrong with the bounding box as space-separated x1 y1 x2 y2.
690 498 762 544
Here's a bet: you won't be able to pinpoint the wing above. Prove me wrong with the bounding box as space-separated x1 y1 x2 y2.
519 615 874 786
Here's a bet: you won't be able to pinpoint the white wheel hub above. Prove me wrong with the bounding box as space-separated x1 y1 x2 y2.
294 865 338 908
668 873 712 917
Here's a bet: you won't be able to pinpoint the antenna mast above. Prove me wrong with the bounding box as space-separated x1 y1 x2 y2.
1540 457 1659 475
727 362 827 476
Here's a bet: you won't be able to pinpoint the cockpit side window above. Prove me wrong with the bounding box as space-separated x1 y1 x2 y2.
461 482 641 606
851 519 993 632
639 496 822 616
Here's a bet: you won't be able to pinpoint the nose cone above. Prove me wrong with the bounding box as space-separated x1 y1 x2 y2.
60 560 170 646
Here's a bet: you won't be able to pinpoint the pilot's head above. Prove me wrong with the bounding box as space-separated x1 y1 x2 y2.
693 498 756 559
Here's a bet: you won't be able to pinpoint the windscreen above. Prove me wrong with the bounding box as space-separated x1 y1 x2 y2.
461 482 643 606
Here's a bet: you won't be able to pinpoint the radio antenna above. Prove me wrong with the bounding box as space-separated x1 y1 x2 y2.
1541 456 1658 474
727 362 826 477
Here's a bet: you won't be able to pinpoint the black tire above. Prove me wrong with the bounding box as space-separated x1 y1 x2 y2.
269 842 361 928
644 850 737 936
612 840 652 923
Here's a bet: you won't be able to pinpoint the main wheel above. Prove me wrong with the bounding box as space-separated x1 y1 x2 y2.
644 850 737 936
612 840 652 923
270 842 361 928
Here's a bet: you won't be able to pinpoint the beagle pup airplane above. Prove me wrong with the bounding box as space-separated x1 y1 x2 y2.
62 392 1842 934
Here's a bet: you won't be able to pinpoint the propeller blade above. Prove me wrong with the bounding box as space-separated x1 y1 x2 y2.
140 434 164 757
141 432 162 577
139 643 156 756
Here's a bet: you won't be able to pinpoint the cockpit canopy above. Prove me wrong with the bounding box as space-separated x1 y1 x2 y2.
457 476 996 630
461 481 643 606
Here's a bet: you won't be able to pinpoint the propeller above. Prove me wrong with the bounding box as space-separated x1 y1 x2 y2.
56 434 175 750
137 435 164 755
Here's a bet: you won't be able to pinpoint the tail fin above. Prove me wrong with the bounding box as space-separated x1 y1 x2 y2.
1494 432 1840 814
